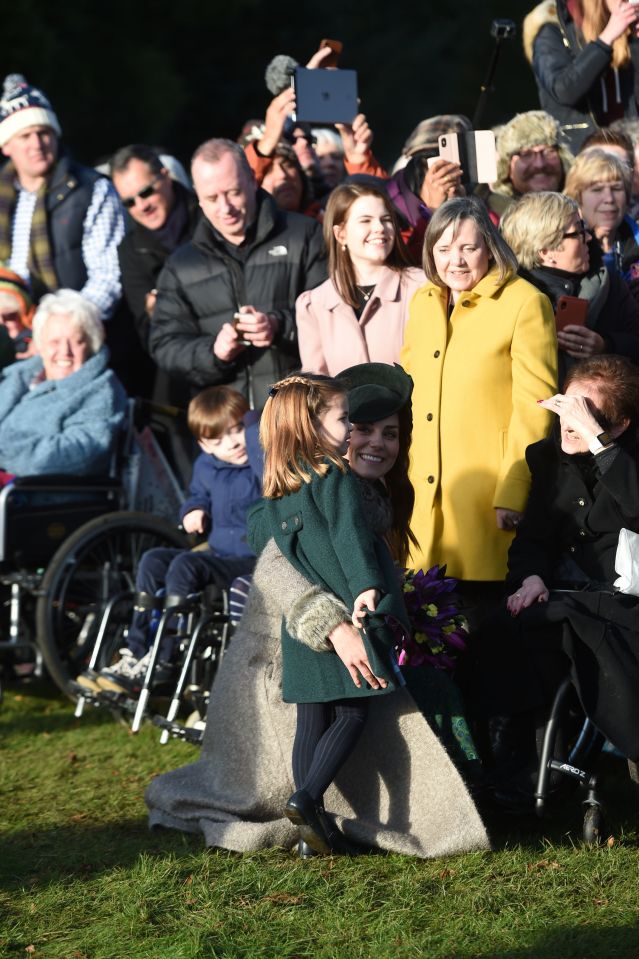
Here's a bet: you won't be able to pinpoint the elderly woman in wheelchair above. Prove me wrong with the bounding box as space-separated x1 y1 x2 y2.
0 288 127 478
467 354 639 810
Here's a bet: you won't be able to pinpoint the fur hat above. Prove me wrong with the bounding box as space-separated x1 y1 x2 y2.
522 0 560 65
0 74 61 147
402 114 473 159
338 362 413 423
494 109 573 197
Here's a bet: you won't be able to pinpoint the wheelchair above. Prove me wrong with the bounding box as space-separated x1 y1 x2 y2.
533 678 608 845
70 581 233 745
0 400 189 696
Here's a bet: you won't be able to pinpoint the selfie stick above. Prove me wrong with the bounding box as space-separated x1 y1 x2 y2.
472 19 516 129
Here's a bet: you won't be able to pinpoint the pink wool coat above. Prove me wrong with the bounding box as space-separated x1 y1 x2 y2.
296 266 426 374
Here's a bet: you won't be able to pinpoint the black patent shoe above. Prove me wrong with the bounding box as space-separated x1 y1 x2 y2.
297 839 319 859
284 789 334 855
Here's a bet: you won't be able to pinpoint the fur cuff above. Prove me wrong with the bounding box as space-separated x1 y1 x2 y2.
286 586 350 652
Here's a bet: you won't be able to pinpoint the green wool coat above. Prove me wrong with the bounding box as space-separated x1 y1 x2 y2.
248 463 410 703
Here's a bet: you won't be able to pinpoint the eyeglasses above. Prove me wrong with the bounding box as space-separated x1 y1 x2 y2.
562 220 591 241
120 176 161 209
291 133 316 146
514 145 559 164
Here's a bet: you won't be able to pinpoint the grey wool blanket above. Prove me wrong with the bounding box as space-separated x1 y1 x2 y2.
145 539 490 857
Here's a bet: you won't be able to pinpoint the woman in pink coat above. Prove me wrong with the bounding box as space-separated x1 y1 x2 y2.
296 183 425 374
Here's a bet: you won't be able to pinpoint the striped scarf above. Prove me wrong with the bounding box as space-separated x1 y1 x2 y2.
0 160 58 293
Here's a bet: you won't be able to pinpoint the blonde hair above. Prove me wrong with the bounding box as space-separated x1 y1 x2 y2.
564 147 633 203
582 0 631 70
260 373 348 499
500 192 580 270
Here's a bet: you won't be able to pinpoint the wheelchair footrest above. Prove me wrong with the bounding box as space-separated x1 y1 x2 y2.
152 714 205 745
69 681 138 714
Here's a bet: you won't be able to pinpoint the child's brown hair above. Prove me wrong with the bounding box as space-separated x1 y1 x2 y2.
188 386 249 440
260 373 348 499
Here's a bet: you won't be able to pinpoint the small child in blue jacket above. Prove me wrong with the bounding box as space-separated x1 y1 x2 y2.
81 385 262 694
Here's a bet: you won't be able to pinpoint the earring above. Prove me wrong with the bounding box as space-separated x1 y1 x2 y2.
342 244 347 252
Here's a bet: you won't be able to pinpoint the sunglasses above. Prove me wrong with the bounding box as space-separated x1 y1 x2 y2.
562 219 591 241
121 176 161 209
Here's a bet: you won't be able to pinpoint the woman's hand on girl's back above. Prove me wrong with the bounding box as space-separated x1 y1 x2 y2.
352 588 380 627
328 621 387 689
506 575 550 617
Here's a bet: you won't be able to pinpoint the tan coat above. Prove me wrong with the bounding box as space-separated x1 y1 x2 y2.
296 266 425 374
400 270 558 581
145 539 490 858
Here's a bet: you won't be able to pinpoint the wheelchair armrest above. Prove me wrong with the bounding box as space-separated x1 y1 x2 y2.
10 474 122 491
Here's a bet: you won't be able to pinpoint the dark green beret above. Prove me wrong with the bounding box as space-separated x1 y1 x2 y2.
337 362 413 423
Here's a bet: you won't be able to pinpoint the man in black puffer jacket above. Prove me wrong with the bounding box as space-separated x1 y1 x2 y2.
150 138 326 408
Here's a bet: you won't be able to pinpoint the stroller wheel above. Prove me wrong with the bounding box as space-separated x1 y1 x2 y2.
583 804 606 846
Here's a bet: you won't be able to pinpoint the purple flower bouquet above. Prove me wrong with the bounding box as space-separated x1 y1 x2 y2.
394 565 468 670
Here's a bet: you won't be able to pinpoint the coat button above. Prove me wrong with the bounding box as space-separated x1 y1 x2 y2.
434 350 440 358
427 475 435 484
578 498 585 506
462 300 470 307
426 413 433 421
579 530 586 537
281 521 287 530
67 179 76 188
569 546 576 552
294 516 300 526
56 193 64 200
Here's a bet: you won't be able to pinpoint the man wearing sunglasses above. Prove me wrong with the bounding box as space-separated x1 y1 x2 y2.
0 73 124 319
111 145 200 350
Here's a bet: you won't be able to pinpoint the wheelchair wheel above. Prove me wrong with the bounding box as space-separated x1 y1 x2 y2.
582 804 606 846
36 511 187 695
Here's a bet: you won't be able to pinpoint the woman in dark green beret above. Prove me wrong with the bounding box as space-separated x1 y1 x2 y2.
146 363 488 860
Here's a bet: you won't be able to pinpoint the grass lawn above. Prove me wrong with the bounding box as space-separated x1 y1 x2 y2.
1 680 639 959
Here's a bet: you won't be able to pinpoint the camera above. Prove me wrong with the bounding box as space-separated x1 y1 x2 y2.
491 19 516 40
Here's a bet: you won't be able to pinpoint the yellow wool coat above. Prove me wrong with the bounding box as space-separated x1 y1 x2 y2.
400 269 558 581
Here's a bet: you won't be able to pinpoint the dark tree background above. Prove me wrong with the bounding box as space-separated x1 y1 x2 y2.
3 0 539 169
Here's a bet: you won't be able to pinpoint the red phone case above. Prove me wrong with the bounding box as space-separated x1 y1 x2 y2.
555 295 588 332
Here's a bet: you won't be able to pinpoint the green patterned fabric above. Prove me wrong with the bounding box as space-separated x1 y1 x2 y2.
401 665 482 780
0 160 58 293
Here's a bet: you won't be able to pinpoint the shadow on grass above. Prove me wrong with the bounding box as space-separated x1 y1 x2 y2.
1 677 69 703
1 707 115 737
0 818 206 891
468 922 639 959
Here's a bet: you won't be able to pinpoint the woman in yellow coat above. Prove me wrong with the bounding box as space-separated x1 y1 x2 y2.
400 197 558 597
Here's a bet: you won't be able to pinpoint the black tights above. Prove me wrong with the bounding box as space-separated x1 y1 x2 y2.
292 698 369 803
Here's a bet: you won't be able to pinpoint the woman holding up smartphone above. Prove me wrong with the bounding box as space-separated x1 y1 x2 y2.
524 0 639 151
501 190 639 384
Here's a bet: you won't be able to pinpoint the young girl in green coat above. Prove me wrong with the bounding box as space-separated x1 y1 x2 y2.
250 371 411 855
